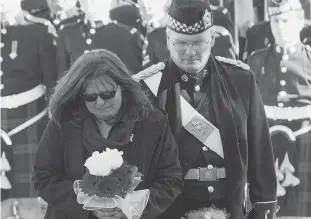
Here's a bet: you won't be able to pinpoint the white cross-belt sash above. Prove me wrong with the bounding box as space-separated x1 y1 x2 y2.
144 72 224 158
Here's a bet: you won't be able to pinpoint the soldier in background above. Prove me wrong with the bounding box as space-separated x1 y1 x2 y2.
243 4 311 61
210 1 234 38
0 0 57 201
30 0 82 32
248 0 311 217
110 0 147 38
56 0 144 78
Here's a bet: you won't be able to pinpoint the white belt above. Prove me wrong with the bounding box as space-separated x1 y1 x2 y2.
0 84 46 109
264 105 311 121
0 109 47 145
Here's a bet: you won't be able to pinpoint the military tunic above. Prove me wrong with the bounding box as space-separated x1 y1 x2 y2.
178 70 227 214
109 2 147 37
211 5 234 37
56 19 143 77
248 43 311 217
30 7 83 32
243 20 311 61
156 57 277 219
0 11 57 199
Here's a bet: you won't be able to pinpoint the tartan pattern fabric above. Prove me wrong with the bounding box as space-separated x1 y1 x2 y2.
167 16 211 34
296 121 311 217
269 119 311 217
1 96 48 199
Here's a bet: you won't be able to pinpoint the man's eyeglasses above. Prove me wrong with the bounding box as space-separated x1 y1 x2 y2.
171 40 210 51
80 87 118 102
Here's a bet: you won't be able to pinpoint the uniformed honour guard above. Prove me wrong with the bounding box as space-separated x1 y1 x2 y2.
110 0 147 39
243 3 311 62
45 0 82 32
140 0 278 218
0 0 57 202
56 0 144 78
248 0 311 217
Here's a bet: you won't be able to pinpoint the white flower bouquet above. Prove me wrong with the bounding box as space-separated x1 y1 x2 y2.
73 148 150 219
185 207 229 219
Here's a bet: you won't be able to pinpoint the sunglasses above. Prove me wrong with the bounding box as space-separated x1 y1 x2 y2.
80 87 118 102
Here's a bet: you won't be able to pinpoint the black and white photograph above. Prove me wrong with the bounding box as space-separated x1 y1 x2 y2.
1 0 311 218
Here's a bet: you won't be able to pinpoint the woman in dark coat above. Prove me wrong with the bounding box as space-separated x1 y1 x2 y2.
32 49 183 219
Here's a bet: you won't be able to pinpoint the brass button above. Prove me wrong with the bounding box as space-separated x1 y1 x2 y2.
208 186 214 193
281 67 287 73
280 80 286 86
202 146 208 151
207 165 213 170
86 38 92 45
90 29 96 34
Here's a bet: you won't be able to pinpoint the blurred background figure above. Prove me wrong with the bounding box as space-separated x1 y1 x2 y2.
28 0 82 32
56 0 144 78
110 0 147 38
248 0 311 217
0 0 56 214
243 0 311 61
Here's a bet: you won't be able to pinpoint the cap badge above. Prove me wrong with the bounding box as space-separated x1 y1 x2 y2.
181 74 189 82
203 9 212 26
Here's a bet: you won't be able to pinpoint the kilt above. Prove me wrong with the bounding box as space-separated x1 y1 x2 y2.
269 119 311 217
1 96 48 199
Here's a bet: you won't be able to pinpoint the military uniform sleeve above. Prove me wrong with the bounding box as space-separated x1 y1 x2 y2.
246 71 278 219
222 9 234 37
247 52 263 83
56 30 70 78
129 28 144 73
38 26 57 98
141 115 183 218
32 121 90 218
243 28 254 62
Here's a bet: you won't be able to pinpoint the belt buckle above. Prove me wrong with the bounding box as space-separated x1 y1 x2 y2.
199 167 217 181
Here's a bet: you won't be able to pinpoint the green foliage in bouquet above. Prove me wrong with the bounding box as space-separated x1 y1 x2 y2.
79 162 142 199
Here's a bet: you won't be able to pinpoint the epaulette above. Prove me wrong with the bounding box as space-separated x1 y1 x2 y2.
59 17 83 31
215 56 250 70
24 13 51 26
24 13 58 38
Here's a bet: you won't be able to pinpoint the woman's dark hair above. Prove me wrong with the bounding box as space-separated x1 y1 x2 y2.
49 49 154 126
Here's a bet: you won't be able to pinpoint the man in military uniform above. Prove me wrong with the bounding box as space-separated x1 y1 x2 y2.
0 0 57 201
145 0 236 67
110 0 147 38
248 0 311 217
56 0 144 78
141 0 278 218
210 2 234 37
243 3 311 61
30 0 82 32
